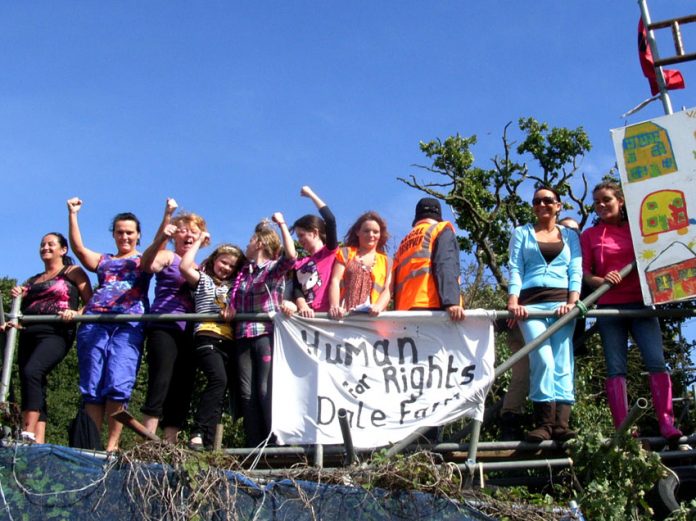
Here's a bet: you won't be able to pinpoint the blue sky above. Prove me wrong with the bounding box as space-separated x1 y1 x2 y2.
1 1 695 341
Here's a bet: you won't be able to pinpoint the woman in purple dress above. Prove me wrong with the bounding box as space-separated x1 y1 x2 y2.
67 197 152 451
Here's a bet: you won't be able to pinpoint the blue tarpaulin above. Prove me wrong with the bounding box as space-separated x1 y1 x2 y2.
0 445 498 520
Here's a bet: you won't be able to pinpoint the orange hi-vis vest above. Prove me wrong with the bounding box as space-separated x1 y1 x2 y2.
337 247 392 304
393 220 455 310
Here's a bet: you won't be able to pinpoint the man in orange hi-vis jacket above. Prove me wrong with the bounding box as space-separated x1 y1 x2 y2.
392 197 465 321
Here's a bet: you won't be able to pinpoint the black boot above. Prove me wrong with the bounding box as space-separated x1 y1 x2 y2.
500 412 523 441
552 402 577 441
526 402 555 442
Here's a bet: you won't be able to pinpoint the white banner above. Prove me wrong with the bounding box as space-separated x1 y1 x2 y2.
611 108 696 305
271 311 495 449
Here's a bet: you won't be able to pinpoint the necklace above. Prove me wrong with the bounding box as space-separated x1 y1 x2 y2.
356 251 375 271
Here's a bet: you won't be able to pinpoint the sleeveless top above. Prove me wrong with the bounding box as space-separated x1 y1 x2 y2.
150 255 194 331
335 247 391 310
342 258 374 310
21 267 80 315
84 254 151 315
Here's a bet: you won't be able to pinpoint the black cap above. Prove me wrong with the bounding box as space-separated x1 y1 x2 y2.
413 198 443 226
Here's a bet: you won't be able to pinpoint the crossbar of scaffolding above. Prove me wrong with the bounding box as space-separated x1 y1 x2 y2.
8 306 696 324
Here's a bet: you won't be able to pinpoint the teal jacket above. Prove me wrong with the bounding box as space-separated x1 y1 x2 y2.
507 223 582 297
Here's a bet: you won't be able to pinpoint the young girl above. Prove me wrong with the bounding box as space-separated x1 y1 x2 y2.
180 233 243 450
229 213 297 447
67 197 152 452
328 211 392 319
287 185 338 317
140 198 209 443
581 180 683 440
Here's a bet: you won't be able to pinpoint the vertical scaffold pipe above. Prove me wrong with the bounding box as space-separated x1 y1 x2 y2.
313 444 324 468
638 0 674 115
1 296 22 403
337 408 357 466
610 397 649 448
464 419 482 487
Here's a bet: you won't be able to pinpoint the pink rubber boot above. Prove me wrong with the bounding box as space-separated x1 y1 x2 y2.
605 376 629 429
649 372 683 440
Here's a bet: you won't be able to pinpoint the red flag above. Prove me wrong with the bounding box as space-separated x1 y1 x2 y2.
639 19 685 96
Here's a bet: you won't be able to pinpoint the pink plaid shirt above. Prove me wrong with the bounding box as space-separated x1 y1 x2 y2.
230 255 294 338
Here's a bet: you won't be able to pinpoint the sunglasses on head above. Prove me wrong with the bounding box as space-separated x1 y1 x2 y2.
532 196 558 206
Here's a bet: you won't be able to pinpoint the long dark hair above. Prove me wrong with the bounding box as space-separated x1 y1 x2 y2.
533 184 562 202
344 211 389 253
592 180 628 223
43 232 74 266
292 214 327 244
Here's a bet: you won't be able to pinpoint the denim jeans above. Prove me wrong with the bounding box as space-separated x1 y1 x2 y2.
596 303 666 377
517 302 575 403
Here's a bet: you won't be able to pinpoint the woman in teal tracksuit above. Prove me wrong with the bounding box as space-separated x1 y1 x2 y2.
507 186 582 442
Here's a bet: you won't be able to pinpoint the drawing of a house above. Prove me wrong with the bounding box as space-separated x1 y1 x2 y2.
645 241 696 304
639 190 689 244
622 122 677 182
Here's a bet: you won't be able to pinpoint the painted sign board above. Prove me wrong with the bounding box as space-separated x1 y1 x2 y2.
611 108 696 305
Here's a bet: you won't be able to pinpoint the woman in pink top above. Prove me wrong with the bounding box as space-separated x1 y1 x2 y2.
285 186 338 317
580 181 682 440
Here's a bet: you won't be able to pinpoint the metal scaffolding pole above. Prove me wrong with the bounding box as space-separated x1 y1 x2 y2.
638 0 674 115
0 295 22 403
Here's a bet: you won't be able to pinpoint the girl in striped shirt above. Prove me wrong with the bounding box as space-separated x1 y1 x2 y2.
180 232 243 450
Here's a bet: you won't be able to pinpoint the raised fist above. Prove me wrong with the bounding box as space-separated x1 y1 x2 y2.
163 224 178 238
166 198 178 214
67 197 83 213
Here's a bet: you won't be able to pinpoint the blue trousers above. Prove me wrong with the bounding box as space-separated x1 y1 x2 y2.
518 302 575 403
77 322 144 403
596 303 666 377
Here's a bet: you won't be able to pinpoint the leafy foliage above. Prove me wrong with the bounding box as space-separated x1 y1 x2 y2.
568 429 664 520
399 118 592 293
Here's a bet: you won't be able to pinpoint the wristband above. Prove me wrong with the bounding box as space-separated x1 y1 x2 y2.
575 300 589 317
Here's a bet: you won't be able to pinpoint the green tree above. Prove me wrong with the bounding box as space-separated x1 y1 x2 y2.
1 276 17 317
399 117 592 296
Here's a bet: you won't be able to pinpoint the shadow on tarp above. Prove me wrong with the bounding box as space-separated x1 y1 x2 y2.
0 444 576 520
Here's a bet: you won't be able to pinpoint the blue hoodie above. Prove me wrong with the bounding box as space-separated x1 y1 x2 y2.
508 223 582 297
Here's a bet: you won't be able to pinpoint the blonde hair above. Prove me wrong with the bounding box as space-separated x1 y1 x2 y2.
172 212 207 231
253 220 281 259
